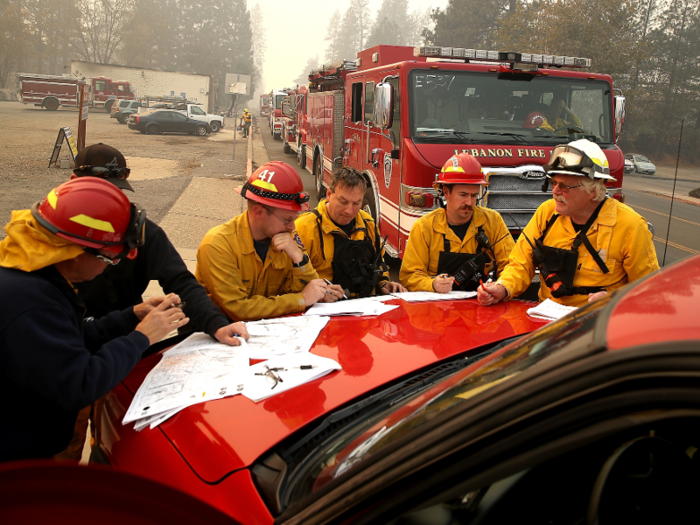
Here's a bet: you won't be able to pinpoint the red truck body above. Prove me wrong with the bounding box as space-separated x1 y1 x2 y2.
281 86 309 165
268 88 289 139
302 45 626 259
19 74 135 112
260 94 270 117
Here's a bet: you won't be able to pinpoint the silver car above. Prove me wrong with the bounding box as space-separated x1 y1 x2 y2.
625 153 656 175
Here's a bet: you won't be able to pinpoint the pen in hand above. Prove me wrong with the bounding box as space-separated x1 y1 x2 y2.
324 278 348 299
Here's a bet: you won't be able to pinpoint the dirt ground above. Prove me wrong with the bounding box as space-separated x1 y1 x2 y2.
0 101 247 238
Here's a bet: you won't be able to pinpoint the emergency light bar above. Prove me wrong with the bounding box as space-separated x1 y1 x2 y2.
414 47 592 68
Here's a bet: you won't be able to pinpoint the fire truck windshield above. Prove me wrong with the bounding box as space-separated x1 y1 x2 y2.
409 71 613 146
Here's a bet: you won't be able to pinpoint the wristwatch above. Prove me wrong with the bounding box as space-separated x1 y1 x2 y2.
292 254 309 268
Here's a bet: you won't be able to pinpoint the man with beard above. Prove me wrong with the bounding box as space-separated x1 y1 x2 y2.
478 139 659 307
400 153 514 293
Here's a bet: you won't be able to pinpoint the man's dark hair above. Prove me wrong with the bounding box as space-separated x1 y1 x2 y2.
329 167 367 193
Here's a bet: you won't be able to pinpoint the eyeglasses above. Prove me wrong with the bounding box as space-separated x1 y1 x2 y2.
254 365 284 389
261 205 299 226
76 165 131 179
84 247 121 265
549 180 583 192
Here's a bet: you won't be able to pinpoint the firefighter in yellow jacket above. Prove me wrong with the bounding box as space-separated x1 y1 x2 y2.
295 166 405 297
196 161 334 322
478 139 660 308
400 153 514 293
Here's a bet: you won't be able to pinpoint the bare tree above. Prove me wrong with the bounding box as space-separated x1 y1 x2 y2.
71 0 135 64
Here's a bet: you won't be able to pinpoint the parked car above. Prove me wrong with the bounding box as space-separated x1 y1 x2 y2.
624 157 634 173
94 255 700 524
110 99 146 124
624 153 656 175
127 110 209 136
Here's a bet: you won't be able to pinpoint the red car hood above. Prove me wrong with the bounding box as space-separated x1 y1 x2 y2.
113 298 545 483
607 255 700 350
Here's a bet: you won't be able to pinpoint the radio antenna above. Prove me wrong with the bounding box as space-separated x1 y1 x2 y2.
662 119 684 267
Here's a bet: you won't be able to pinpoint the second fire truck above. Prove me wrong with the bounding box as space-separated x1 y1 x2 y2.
301 45 626 259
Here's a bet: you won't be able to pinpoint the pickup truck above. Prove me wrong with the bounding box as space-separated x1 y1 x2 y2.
173 103 225 132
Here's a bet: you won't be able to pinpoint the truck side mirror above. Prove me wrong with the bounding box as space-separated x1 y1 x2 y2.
373 82 393 130
614 94 625 143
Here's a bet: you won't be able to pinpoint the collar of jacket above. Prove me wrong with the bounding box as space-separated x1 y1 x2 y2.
432 206 488 236
236 211 258 256
317 199 371 237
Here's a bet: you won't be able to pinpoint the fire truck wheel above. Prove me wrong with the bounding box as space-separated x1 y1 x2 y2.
194 125 208 136
284 142 291 154
362 184 378 222
146 124 161 135
44 98 59 111
105 100 115 113
314 160 325 201
210 121 221 133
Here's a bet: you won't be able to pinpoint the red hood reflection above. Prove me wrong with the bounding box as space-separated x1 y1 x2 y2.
607 256 700 350
119 297 546 482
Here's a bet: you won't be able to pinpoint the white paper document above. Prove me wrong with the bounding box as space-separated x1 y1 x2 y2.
123 316 338 429
390 290 478 302
303 297 399 317
123 333 249 425
244 316 330 359
240 353 341 402
527 298 578 320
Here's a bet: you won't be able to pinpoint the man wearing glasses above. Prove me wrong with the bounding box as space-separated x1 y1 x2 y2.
66 143 250 462
478 139 659 307
0 178 189 462
196 161 331 321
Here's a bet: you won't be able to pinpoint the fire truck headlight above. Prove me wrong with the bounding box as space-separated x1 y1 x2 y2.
405 192 434 208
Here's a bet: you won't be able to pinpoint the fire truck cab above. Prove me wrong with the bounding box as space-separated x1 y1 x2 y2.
281 86 309 166
305 45 626 259
260 94 270 117
269 88 289 140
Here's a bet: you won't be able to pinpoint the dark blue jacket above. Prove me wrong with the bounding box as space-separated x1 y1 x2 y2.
0 265 150 462
76 218 229 337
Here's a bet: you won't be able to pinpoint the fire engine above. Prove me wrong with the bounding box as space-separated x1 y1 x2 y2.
18 74 135 112
260 93 270 117
303 45 626 259
268 88 290 140
280 86 309 165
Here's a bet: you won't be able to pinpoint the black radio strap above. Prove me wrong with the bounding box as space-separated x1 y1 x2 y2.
571 199 609 274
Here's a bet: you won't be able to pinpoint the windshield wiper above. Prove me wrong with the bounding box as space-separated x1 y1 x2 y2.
478 132 533 145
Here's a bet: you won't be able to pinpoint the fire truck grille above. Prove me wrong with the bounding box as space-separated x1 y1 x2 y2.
488 174 546 192
487 192 552 210
484 174 552 230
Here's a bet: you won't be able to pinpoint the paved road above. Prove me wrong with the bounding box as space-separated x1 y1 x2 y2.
623 173 700 267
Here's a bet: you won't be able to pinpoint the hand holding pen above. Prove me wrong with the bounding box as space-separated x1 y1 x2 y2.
433 273 455 294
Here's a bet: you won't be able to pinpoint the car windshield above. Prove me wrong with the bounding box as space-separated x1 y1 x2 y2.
635 155 650 162
409 70 613 146
279 294 612 508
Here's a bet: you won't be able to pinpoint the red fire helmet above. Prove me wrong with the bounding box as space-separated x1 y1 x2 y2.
522 111 546 129
236 161 310 211
31 178 144 259
434 153 489 189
